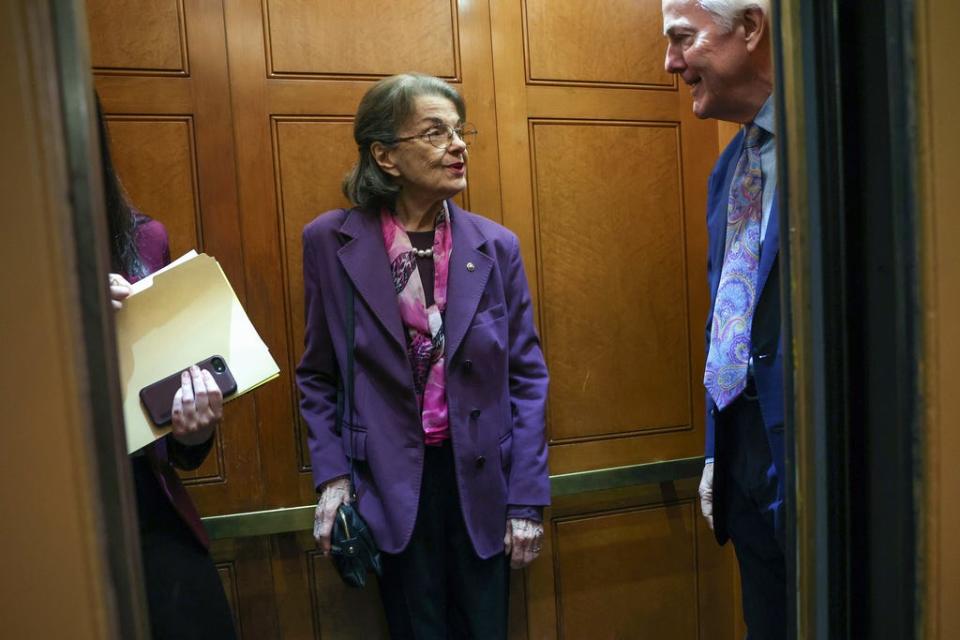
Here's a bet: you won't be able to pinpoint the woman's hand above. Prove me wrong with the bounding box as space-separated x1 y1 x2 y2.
170 366 222 446
504 518 544 569
108 273 132 309
313 476 353 555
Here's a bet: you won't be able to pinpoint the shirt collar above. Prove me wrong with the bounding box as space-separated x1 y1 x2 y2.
752 94 775 138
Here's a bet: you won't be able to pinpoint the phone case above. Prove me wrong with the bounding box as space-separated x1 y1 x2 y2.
139 355 238 426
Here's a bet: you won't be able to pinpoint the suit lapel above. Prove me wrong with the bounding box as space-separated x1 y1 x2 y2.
336 209 407 350
443 202 493 361
756 192 779 295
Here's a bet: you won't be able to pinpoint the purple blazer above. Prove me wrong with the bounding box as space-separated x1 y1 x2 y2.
296 202 550 558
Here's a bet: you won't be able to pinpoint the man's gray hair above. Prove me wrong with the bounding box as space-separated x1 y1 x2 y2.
698 0 770 31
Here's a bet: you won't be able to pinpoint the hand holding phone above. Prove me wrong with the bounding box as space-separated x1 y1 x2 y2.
140 355 237 427
170 366 223 446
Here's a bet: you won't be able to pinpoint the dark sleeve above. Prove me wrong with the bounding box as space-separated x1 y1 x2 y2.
166 433 215 471
507 504 543 523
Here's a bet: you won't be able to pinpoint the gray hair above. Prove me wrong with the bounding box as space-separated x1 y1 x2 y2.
698 0 769 31
343 73 466 211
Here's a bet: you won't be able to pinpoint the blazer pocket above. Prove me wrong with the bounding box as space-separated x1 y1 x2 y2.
498 431 513 472
471 303 506 327
341 427 368 461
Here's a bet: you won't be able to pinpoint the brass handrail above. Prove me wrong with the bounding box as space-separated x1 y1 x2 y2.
201 456 705 540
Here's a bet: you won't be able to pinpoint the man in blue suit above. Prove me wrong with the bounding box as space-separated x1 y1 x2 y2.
662 1 785 637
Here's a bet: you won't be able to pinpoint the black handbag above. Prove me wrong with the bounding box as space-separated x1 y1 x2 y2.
330 502 382 588
329 271 382 588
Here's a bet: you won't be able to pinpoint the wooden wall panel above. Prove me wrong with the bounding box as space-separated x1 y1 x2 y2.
526 481 739 639
211 537 283 639
531 121 691 442
216 562 243 635
86 0 187 75
553 502 699 638
106 117 202 259
265 0 459 79
273 118 355 470
523 0 673 88
306 548 390 638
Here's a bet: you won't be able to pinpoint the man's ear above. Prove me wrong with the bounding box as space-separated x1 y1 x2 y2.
370 141 401 177
742 7 767 52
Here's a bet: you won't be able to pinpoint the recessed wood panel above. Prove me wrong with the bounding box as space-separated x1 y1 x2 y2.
554 502 699 638
307 549 390 638
105 117 202 259
264 0 459 79
523 0 674 88
86 0 187 74
273 118 356 470
531 121 692 442
216 562 242 636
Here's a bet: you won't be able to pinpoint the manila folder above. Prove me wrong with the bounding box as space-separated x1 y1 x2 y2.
115 252 280 453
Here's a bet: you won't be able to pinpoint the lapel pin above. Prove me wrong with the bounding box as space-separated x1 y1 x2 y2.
466 262 476 272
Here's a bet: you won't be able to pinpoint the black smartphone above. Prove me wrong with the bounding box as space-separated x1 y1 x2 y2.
139 355 238 426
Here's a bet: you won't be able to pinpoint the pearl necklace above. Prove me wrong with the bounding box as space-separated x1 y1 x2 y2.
412 247 434 259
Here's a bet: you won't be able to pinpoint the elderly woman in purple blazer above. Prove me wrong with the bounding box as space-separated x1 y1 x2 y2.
296 73 550 638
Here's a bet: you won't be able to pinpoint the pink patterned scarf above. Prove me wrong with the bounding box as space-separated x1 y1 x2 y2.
380 204 452 445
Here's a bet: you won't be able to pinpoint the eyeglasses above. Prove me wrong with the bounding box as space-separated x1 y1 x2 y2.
393 123 478 149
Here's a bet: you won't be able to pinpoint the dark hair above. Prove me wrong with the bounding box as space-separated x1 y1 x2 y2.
342 73 466 211
96 94 145 278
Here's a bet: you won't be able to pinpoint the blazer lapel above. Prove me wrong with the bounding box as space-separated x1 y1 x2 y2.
756 190 779 295
336 209 407 350
444 201 493 361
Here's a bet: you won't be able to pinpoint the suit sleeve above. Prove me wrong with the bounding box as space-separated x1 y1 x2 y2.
295 230 350 490
504 234 551 508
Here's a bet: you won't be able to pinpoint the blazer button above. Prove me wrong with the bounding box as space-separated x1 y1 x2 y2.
475 455 486 468
463 359 474 372
470 409 481 419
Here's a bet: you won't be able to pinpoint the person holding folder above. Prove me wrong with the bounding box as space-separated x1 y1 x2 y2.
297 74 550 638
99 98 236 639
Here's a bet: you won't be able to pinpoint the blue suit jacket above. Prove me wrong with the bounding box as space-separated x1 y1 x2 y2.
705 129 786 534
296 202 550 558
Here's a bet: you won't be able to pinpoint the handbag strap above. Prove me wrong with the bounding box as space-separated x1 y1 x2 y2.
336 261 358 498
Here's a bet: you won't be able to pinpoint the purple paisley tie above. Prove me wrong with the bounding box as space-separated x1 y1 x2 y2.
704 124 764 410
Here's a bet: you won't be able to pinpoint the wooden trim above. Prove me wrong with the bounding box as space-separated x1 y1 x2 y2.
201 457 706 539
916 0 960 637
1 1 148 637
